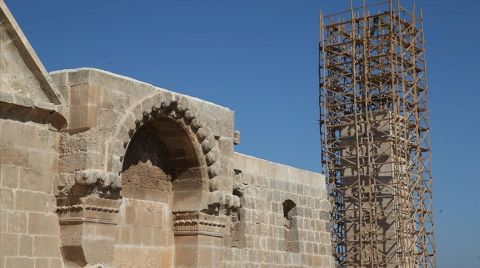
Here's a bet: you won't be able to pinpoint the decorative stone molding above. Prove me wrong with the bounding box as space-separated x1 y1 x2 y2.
173 211 226 237
57 196 121 224
57 196 120 267
73 169 121 190
209 191 241 209
234 130 241 145
0 91 67 129
105 93 222 194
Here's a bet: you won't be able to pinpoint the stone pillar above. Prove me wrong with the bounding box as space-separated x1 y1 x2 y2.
57 196 120 267
112 198 175 267
173 211 226 267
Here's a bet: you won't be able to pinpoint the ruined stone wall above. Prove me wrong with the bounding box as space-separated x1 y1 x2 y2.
221 153 334 267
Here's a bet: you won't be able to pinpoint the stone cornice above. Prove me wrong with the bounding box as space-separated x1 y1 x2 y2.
0 91 67 129
57 196 121 225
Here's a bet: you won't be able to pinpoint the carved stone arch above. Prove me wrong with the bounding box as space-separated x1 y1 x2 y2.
104 92 222 210
57 92 235 267
105 92 230 267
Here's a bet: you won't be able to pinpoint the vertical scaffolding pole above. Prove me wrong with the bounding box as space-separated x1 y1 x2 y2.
319 1 435 267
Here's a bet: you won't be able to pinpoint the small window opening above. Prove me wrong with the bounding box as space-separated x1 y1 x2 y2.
231 188 246 248
283 199 299 252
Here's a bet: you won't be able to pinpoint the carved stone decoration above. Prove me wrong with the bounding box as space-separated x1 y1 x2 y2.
104 93 223 207
173 211 227 237
172 211 227 267
57 198 120 224
57 196 121 268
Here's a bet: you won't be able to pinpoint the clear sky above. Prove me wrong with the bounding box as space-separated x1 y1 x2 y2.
5 0 479 267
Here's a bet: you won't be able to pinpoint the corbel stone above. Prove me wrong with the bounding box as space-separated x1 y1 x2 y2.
57 195 121 267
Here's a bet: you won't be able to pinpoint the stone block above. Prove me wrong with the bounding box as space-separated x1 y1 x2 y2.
28 213 59 235
174 244 197 266
33 235 60 258
1 233 19 256
0 188 14 210
96 86 113 110
197 246 214 266
18 234 33 257
82 239 115 264
15 190 53 212
172 188 203 211
0 165 18 189
70 84 96 106
143 249 163 267
7 211 27 233
49 258 63 268
131 226 151 246
118 226 132 244
69 104 97 131
28 150 57 174
0 145 29 167
34 258 49 268
97 109 120 132
152 228 171 247
5 257 33 268
120 246 169 267
0 121 52 150
0 210 7 233
94 223 118 241
18 168 53 193
123 205 135 225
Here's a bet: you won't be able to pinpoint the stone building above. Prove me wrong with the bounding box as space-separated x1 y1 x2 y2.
0 2 333 267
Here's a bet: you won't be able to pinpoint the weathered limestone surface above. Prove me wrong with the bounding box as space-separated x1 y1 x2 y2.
221 153 334 267
0 1 333 267
0 2 65 267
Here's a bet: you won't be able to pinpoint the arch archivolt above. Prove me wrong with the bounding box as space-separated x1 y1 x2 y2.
102 92 222 195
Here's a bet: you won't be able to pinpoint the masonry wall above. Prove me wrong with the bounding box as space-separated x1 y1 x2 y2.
49 68 236 199
113 198 174 267
222 153 334 267
0 119 63 268
0 66 335 267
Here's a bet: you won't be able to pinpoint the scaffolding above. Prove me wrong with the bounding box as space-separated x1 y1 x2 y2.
319 1 435 267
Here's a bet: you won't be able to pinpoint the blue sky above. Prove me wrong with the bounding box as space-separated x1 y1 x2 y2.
6 0 480 267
